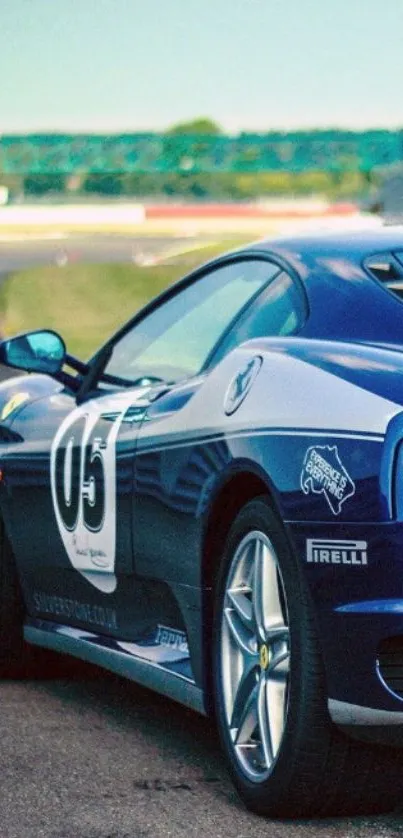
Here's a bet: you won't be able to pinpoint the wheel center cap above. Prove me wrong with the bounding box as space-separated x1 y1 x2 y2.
259 643 270 670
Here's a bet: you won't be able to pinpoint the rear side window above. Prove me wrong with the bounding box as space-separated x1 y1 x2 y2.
104 258 280 384
210 270 306 365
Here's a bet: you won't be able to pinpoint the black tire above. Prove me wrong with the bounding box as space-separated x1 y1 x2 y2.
213 497 403 818
0 517 30 677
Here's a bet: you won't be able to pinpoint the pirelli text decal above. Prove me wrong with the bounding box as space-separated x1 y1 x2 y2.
306 539 368 566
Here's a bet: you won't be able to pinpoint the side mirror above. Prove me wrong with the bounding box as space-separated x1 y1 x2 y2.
0 330 66 376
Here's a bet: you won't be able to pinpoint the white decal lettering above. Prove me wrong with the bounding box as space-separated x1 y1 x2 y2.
306 539 368 567
301 445 355 515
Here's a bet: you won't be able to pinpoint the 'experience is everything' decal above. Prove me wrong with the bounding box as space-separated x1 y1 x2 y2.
300 445 355 515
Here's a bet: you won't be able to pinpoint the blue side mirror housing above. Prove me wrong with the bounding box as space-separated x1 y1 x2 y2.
0 330 66 376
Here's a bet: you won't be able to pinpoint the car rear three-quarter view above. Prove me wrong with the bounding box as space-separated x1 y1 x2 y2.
3 228 403 817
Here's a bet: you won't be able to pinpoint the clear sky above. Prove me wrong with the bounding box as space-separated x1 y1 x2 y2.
1 0 402 134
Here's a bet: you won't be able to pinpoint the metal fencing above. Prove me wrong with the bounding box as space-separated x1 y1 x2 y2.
1 131 402 175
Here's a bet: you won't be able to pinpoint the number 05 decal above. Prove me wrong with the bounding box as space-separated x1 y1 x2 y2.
50 393 140 594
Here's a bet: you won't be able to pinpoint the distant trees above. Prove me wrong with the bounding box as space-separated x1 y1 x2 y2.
166 118 222 135
82 174 124 195
25 169 374 201
23 174 67 196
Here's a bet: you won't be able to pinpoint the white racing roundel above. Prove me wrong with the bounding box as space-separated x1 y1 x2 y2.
50 392 142 594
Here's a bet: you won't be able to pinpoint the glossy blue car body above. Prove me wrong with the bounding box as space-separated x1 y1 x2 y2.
3 227 403 740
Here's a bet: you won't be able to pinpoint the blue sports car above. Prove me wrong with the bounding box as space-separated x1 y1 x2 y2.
3 228 403 817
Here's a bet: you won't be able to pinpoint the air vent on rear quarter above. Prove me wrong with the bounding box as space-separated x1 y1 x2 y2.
365 252 403 300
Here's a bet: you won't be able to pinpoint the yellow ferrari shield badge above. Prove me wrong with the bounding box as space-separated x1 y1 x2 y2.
259 644 270 670
1 392 29 421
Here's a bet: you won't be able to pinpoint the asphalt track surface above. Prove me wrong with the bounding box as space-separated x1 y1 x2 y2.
0 232 199 271
1 235 403 837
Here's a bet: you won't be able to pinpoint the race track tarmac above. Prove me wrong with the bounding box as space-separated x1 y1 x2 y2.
0 232 199 271
2 667 403 838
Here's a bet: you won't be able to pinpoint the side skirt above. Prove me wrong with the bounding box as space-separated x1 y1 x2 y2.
25 618 207 716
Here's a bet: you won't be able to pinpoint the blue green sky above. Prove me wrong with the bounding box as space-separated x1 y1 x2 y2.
1 0 402 133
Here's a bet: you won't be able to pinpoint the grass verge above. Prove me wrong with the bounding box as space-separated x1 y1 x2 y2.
0 239 251 359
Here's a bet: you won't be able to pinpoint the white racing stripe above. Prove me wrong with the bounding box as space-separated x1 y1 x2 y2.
139 346 403 444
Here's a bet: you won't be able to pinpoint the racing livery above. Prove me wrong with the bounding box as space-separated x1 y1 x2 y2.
3 229 403 816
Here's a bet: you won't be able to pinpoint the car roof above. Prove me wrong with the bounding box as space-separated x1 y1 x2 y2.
246 224 403 262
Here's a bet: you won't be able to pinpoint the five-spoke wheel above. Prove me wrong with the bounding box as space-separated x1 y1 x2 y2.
220 529 289 781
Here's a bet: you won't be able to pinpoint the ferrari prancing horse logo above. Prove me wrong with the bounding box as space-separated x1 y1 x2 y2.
224 356 262 416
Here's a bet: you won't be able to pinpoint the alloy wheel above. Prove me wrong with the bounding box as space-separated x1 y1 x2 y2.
220 530 290 782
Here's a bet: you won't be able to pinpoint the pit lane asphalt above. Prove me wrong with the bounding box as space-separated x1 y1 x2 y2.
1 235 403 837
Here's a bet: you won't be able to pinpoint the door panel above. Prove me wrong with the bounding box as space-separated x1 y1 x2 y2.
132 376 218 588
2 386 149 635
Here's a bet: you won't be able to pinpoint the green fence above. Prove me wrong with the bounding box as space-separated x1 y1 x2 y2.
1 131 402 175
